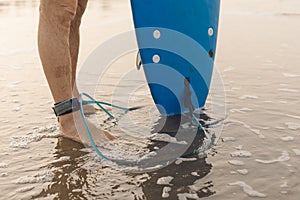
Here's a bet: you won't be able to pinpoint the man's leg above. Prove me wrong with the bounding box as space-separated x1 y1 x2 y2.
69 0 87 96
38 0 115 142
38 0 77 103
68 0 96 114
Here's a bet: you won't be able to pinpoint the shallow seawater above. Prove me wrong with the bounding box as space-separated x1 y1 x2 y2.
0 0 300 199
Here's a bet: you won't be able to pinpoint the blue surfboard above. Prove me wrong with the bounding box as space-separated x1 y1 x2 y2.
130 0 220 116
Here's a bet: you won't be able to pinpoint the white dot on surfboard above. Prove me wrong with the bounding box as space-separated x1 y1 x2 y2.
153 30 161 39
208 28 214 36
152 55 160 63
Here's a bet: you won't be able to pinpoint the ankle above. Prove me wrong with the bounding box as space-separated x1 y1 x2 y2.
58 112 75 123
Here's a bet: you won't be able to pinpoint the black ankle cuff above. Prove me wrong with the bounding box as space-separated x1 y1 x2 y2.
53 98 80 117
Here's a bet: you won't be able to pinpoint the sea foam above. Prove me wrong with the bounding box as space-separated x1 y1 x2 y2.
157 176 174 185
255 151 290 164
229 181 267 198
177 193 199 200
237 169 249 175
239 95 258 100
292 149 300 156
228 160 245 166
280 136 294 142
222 137 236 142
0 162 8 168
162 186 172 198
16 170 54 184
148 133 188 145
285 122 300 130
175 157 197 165
10 125 61 149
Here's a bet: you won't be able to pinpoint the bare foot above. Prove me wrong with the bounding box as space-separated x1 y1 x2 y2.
58 111 116 145
82 104 97 115
82 104 112 115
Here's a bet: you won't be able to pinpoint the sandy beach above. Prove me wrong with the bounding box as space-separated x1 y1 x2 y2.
0 0 300 199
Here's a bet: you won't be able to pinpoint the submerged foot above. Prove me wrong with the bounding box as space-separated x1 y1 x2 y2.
58 111 116 144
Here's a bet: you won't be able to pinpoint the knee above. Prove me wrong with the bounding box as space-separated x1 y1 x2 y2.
40 0 78 27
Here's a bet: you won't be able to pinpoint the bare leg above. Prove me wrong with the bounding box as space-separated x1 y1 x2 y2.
38 0 115 143
38 0 76 103
69 0 96 114
69 0 87 97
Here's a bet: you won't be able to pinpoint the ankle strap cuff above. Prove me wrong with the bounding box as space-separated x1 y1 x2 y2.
53 98 80 117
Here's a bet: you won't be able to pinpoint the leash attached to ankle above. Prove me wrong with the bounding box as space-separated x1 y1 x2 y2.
53 98 80 117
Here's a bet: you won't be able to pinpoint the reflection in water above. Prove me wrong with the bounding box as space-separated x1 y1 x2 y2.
142 159 214 199
142 113 215 199
31 112 216 199
34 138 89 199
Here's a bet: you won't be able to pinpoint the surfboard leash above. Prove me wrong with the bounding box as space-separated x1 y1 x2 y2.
78 91 210 164
78 92 144 164
183 78 207 137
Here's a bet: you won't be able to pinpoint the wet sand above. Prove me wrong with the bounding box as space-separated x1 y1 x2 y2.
0 0 300 199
